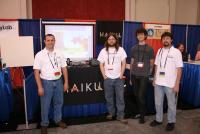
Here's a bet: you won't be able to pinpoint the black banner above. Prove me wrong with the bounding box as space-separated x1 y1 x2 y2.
64 66 106 105
95 21 123 57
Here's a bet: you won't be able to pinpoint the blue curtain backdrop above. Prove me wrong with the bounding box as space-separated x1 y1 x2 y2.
187 25 200 59
123 21 142 63
18 19 41 77
171 24 187 49
122 21 142 82
25 72 39 121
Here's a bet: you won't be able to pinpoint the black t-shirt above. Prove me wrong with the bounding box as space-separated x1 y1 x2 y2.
130 44 154 77
182 52 188 62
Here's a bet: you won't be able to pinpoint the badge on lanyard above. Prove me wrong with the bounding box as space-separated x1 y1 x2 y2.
54 68 61 77
159 68 165 77
54 71 61 76
158 47 171 78
107 64 114 70
136 45 146 68
48 52 61 77
137 62 144 68
107 49 116 71
159 72 165 77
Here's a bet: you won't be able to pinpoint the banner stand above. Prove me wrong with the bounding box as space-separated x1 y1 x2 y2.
16 70 37 130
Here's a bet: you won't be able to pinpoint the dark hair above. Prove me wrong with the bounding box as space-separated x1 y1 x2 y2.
104 33 119 51
44 34 55 40
176 43 185 49
176 42 186 53
135 28 148 39
197 43 200 51
161 32 173 40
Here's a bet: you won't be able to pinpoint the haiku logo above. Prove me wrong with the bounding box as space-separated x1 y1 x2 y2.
99 32 122 39
71 84 79 92
68 82 103 93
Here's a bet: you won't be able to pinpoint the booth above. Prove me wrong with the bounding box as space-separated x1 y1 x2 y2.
0 19 200 131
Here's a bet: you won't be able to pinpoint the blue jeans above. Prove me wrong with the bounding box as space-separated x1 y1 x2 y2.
104 78 125 119
154 85 177 123
40 78 64 126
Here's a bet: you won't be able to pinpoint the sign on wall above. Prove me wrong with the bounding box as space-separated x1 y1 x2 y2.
0 21 19 37
144 23 171 39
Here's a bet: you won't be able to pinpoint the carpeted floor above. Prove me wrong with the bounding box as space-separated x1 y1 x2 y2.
0 109 200 134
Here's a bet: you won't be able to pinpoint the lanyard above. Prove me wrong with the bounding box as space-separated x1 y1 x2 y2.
107 49 116 65
48 53 58 69
159 47 171 69
137 45 146 62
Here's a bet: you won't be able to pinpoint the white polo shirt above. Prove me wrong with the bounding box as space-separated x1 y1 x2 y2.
155 46 183 88
33 48 67 80
97 47 127 79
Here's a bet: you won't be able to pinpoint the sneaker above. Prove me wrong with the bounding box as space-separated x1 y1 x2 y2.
139 116 145 124
57 121 67 129
132 114 140 119
41 126 47 134
106 114 113 120
150 120 162 127
166 123 175 131
117 118 128 124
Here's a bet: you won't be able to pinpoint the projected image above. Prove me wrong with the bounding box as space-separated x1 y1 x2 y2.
45 24 94 61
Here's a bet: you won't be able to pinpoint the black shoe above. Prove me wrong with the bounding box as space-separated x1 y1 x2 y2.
132 114 140 119
150 120 162 127
166 123 175 131
57 121 67 129
139 117 145 124
41 126 47 134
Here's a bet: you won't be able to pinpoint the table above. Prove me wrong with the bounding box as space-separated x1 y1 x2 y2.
5 63 200 122
64 66 105 105
25 66 107 120
180 62 200 107
25 66 156 120
62 66 107 117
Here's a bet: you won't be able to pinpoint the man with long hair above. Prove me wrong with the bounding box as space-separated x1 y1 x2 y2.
97 34 128 124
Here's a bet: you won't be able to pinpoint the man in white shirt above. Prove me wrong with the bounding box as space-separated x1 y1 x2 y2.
150 32 183 131
33 34 68 134
97 34 128 124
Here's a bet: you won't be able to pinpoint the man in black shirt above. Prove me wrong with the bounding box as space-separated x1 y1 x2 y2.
130 28 154 124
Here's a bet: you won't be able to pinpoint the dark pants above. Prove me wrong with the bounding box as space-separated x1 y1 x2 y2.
131 75 148 117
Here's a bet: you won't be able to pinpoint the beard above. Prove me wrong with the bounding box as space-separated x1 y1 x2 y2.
163 42 170 47
108 43 116 47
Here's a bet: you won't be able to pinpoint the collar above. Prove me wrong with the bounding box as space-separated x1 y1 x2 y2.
139 41 146 45
43 47 56 54
163 45 174 50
